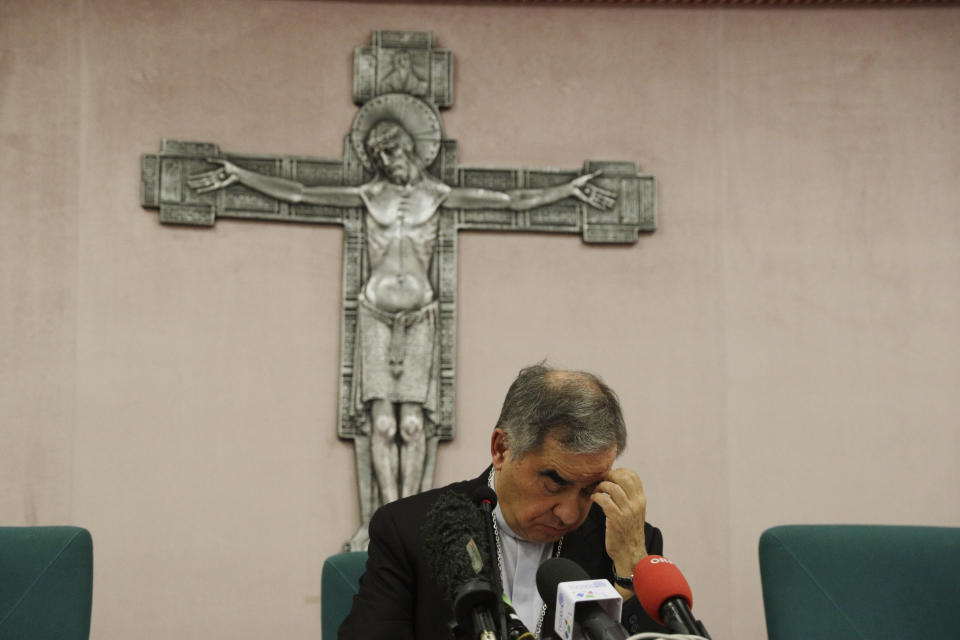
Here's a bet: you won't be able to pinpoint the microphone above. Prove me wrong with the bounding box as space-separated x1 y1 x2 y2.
422 489 505 640
501 594 535 640
471 485 497 512
473 485 534 640
632 555 711 639
536 557 628 640
471 485 504 600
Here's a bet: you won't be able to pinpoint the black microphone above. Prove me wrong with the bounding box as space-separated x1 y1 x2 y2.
536 557 629 640
470 485 504 594
471 485 497 513
501 594 535 640
473 486 535 640
422 489 505 640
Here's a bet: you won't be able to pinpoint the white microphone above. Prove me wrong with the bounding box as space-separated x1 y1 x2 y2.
535 557 628 640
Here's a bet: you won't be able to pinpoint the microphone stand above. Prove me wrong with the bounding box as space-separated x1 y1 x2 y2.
477 494 508 640
660 599 712 639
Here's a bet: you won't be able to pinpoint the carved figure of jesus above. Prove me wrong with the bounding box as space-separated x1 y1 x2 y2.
188 120 615 508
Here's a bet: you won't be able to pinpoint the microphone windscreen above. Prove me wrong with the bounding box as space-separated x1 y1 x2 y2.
421 489 495 605
535 557 590 606
632 556 694 624
471 484 498 510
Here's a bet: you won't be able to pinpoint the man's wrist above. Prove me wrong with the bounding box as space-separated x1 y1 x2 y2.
612 544 649 584
611 557 637 590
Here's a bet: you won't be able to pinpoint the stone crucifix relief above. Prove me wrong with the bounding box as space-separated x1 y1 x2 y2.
140 30 655 551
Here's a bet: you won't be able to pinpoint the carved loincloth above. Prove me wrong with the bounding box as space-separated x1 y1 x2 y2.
351 292 440 424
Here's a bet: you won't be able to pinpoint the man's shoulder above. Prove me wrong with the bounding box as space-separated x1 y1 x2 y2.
373 469 489 522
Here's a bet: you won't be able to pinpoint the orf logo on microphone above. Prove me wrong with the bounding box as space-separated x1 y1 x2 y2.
633 555 695 624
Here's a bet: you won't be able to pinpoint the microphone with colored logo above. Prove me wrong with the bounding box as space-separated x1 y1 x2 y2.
536 557 628 640
632 555 711 639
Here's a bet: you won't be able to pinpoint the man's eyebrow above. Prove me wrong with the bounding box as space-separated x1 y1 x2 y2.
538 469 571 486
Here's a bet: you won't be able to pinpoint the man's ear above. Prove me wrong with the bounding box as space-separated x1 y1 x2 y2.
490 428 508 470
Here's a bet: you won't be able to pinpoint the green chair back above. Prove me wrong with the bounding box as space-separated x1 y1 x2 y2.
759 524 960 640
321 551 368 639
0 527 93 640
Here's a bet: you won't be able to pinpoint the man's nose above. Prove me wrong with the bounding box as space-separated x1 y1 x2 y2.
552 492 584 526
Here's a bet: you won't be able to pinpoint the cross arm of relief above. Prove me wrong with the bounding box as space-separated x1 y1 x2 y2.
442 170 617 211
187 158 364 207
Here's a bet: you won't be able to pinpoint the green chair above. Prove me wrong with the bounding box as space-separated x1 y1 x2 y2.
0 526 93 640
759 524 960 640
321 551 368 639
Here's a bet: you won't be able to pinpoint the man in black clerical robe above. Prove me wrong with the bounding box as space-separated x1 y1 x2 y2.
340 364 669 639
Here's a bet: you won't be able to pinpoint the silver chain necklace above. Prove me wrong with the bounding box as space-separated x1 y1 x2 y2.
487 468 562 639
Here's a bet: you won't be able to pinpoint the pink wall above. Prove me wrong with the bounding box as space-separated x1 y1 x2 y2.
2 2 959 639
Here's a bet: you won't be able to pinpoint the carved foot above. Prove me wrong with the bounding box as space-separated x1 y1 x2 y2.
344 525 370 552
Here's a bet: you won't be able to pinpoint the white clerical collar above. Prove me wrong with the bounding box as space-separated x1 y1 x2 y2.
490 469 557 637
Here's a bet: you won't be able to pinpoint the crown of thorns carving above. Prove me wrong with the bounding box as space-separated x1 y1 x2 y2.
351 93 443 172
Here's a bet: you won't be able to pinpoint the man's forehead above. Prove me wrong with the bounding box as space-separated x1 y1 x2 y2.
533 446 615 484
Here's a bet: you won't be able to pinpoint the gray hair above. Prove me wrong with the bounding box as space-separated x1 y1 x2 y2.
494 363 627 459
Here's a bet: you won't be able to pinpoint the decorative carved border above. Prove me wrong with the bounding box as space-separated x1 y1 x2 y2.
355 0 959 5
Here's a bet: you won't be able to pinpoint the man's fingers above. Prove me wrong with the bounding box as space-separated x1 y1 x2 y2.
598 468 649 576
607 467 643 491
595 469 646 512
591 489 622 516
596 479 629 505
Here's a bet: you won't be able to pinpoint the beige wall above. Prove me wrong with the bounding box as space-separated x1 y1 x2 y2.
2 1 959 638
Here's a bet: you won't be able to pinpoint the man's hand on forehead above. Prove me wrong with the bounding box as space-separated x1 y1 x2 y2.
593 468 644 503
591 467 649 593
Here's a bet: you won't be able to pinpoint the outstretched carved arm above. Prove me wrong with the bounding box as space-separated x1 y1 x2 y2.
444 170 617 211
188 159 363 207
